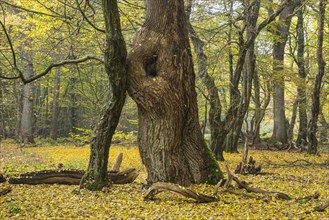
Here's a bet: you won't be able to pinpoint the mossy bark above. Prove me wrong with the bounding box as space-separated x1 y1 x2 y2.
127 0 222 186
80 0 127 190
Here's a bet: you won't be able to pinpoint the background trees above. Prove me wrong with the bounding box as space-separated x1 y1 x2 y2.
0 1 328 162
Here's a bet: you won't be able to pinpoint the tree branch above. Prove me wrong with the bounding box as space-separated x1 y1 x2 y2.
0 19 24 81
0 0 71 20
75 0 105 33
23 55 104 84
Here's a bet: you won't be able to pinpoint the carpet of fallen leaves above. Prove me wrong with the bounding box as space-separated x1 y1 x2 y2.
1 140 329 219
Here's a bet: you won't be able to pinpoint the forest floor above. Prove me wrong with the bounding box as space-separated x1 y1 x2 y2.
0 140 329 219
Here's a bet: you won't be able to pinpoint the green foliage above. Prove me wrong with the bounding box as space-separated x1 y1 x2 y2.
69 128 92 146
7 203 20 215
112 130 137 145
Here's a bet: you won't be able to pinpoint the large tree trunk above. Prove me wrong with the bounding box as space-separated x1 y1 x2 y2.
20 59 35 144
308 0 327 155
127 0 222 185
271 1 299 144
296 6 308 145
80 0 127 190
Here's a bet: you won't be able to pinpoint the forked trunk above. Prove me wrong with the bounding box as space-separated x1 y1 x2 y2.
127 0 222 185
80 0 127 190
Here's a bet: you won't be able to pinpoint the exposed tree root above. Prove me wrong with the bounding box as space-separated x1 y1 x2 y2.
314 199 329 212
0 186 12 196
8 168 138 185
225 164 319 201
144 182 218 203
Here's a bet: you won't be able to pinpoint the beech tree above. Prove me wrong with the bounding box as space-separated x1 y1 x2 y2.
271 0 300 144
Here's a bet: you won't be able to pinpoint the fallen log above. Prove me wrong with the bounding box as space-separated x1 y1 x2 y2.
0 186 12 196
8 168 138 185
144 182 218 203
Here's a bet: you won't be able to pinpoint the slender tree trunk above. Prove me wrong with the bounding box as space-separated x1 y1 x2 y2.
226 0 260 152
69 77 78 133
288 99 298 140
50 66 61 139
186 0 229 161
14 82 23 141
20 60 35 144
272 1 300 144
127 0 222 185
308 0 327 155
319 109 329 142
0 80 6 139
295 6 308 145
80 0 127 190
251 69 261 144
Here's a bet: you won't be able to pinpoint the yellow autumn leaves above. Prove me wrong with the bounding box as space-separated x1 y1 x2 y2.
1 143 328 219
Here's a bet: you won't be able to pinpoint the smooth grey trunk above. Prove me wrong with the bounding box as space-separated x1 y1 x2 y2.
20 60 35 144
308 0 326 155
251 69 261 144
0 81 6 138
272 0 300 144
69 77 78 133
319 109 329 142
14 82 23 140
296 6 308 145
50 66 61 139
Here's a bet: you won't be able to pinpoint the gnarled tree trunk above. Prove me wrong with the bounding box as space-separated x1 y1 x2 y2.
127 0 222 186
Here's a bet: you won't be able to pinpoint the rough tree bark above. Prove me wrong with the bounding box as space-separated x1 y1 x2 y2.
271 0 300 144
127 0 222 185
20 59 35 144
80 0 127 190
308 0 327 155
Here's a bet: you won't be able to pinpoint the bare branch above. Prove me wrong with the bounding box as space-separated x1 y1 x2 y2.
76 0 105 33
23 55 104 84
0 19 24 81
